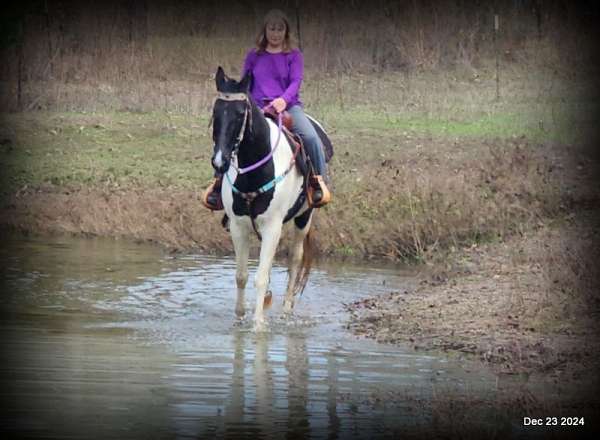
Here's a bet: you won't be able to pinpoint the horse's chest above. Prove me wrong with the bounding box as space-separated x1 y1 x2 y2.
232 190 274 218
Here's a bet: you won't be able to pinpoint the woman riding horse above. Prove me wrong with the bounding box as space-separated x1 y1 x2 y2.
210 66 315 330
203 8 330 210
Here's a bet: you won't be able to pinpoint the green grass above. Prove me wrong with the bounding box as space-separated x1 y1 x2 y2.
1 68 595 195
1 111 215 193
304 68 598 146
312 100 595 146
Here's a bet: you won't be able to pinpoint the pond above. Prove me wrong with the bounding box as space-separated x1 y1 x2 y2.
0 233 510 439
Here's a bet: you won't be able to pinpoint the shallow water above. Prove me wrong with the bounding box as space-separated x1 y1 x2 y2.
0 233 507 439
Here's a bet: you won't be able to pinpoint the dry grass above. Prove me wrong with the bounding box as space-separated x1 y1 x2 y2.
1 185 232 253
316 137 565 262
343 214 600 435
2 1 598 114
535 215 600 326
1 2 597 262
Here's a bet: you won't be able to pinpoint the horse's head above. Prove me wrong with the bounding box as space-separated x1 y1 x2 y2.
211 66 252 174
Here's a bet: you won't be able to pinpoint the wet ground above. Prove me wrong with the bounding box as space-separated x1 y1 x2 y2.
0 233 548 439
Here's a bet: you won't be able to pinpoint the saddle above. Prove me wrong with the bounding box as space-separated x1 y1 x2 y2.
264 109 332 209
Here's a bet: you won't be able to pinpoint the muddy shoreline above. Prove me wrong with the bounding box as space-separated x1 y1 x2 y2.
345 212 600 401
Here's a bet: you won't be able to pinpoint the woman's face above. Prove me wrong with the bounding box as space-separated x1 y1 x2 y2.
265 20 286 48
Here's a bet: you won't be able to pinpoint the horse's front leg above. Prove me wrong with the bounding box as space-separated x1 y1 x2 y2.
254 222 283 331
230 221 250 319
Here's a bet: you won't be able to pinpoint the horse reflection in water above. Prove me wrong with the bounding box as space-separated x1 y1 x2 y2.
219 331 335 439
211 67 315 331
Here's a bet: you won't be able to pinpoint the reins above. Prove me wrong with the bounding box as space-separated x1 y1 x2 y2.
225 136 301 200
236 111 282 174
215 92 296 241
224 123 301 241
215 92 283 175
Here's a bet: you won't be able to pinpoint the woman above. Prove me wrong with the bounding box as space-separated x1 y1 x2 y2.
203 8 330 210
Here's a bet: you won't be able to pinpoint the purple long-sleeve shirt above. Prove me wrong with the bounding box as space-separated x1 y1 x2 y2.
242 48 303 109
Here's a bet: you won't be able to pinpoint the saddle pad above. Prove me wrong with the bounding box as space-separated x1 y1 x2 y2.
306 114 334 163
282 128 309 177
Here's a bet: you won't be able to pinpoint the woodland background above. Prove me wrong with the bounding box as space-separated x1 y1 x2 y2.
1 0 599 113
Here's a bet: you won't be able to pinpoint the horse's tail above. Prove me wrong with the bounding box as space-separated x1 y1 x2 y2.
293 225 314 295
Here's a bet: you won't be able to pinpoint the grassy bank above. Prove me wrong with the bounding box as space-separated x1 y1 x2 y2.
0 68 597 261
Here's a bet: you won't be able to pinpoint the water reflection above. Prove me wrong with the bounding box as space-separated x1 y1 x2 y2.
254 333 275 438
166 326 479 439
285 332 310 439
170 331 316 439
223 330 247 437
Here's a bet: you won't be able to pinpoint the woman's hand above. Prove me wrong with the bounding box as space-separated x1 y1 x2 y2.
271 97 287 113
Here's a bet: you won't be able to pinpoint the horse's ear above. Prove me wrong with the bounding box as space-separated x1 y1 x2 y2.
239 71 252 93
215 66 226 90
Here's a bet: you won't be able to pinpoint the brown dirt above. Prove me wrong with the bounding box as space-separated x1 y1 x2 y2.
341 210 600 432
0 183 344 262
345 212 600 384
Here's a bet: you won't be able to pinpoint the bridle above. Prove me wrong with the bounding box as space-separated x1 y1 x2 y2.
214 91 283 175
215 92 251 156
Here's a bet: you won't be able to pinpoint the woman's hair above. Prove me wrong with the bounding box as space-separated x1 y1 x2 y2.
255 9 297 53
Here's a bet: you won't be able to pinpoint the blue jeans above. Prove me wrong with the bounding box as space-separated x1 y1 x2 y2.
288 105 326 177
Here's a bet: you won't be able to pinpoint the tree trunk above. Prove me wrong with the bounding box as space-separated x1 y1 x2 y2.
17 19 24 111
45 0 53 78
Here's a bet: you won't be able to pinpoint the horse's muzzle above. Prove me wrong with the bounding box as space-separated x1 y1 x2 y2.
211 151 229 174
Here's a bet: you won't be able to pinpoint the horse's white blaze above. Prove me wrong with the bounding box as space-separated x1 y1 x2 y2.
213 150 224 169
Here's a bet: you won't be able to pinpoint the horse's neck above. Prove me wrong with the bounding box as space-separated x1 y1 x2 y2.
236 105 271 168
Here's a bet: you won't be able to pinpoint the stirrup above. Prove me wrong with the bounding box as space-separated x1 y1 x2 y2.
201 178 223 211
307 175 331 208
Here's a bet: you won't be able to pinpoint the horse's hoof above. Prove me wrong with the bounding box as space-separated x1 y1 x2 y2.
263 291 273 309
253 318 268 333
282 300 294 314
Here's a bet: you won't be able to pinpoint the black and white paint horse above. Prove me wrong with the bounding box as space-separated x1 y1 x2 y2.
211 67 314 331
